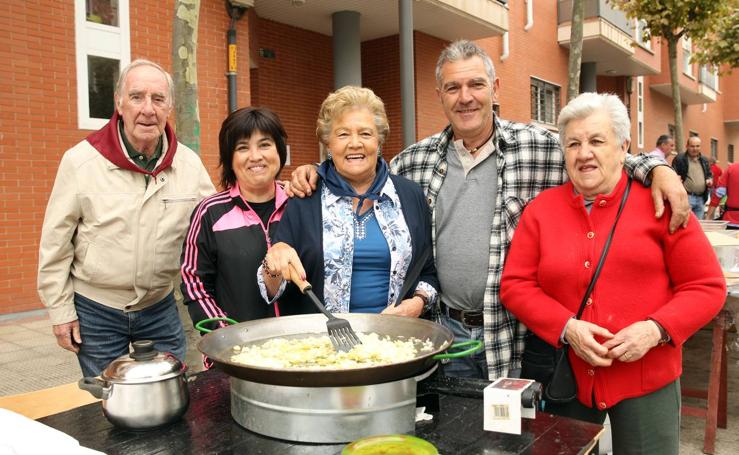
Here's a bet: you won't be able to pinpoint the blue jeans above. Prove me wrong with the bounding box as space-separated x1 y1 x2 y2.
438 313 488 379
688 193 706 218
75 292 186 377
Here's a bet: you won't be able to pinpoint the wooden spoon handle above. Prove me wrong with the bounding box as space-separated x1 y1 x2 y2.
288 262 312 293
287 263 333 319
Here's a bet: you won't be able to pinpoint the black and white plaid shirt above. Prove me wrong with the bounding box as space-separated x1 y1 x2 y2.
390 114 657 379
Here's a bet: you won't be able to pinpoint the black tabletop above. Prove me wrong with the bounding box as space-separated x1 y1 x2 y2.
39 369 603 454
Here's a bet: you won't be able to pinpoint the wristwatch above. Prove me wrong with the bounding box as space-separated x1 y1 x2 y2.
649 318 671 346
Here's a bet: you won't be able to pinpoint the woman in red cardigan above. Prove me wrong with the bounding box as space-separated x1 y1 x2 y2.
500 93 725 454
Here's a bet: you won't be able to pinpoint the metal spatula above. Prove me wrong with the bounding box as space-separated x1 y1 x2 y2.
288 264 361 352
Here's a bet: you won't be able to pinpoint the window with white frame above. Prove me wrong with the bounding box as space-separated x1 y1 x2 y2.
636 76 644 149
711 66 719 91
682 37 693 77
699 65 719 91
530 78 560 126
75 0 130 130
634 19 651 50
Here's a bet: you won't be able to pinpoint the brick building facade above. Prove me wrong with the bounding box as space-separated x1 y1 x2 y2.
1 0 737 315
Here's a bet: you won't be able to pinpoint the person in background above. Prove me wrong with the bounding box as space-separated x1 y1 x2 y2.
706 157 726 220
707 162 739 222
180 107 312 340
673 136 713 218
261 86 438 317
287 40 690 380
501 93 725 454
647 134 676 165
37 59 215 376
710 157 723 186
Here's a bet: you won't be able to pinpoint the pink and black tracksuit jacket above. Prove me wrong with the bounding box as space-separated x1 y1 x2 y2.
179 185 313 333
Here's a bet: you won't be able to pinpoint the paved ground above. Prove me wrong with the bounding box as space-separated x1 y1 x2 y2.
1 308 737 454
0 304 205 396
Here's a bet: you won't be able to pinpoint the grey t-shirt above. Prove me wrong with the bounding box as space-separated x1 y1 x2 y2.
434 142 497 312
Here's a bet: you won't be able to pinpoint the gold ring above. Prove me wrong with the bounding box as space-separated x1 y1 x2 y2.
623 352 631 360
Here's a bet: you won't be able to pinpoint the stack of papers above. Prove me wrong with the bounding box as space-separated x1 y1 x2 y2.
0 408 105 455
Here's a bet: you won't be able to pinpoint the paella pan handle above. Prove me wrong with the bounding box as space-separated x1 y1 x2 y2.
195 317 239 334
432 340 483 360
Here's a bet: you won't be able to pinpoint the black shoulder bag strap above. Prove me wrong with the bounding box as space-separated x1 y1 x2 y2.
576 177 632 319
545 178 632 403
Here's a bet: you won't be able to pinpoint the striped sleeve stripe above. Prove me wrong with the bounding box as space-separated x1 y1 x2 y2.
180 191 232 320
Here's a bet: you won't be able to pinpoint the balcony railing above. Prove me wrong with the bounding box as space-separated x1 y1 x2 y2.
557 0 631 37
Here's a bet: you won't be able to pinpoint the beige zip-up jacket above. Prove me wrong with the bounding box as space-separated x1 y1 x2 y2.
37 134 214 325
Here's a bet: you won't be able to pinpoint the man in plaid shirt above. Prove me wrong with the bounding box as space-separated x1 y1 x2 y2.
288 40 689 380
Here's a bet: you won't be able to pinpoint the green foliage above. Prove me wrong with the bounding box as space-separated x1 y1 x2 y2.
610 0 737 68
692 9 738 69
609 0 737 153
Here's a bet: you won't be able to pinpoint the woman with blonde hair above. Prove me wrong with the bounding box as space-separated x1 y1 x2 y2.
260 86 438 317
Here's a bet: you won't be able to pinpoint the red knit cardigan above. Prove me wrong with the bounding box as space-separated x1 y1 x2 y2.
500 172 725 409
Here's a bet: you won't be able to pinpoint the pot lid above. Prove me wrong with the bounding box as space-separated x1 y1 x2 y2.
101 340 186 384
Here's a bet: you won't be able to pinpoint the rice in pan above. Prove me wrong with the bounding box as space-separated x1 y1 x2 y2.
230 332 434 370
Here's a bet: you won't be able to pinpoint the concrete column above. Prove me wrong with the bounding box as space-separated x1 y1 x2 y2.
332 11 361 88
580 62 597 93
399 0 416 148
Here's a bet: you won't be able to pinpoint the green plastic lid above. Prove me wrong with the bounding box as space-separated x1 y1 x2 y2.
342 434 438 455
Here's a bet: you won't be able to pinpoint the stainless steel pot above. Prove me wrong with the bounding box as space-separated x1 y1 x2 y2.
78 340 189 430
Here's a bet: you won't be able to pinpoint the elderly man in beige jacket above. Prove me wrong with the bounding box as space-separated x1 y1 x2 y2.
37 59 214 376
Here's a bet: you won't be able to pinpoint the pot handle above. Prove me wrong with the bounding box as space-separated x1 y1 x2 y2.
432 340 483 360
78 377 111 400
195 317 239 334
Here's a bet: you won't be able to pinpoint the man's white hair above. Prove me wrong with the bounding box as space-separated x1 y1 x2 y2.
115 59 175 107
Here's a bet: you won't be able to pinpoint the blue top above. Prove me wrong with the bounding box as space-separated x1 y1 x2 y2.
350 211 391 313
270 175 438 317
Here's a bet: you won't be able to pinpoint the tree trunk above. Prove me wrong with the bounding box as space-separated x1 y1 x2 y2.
172 0 201 154
567 0 585 101
667 36 685 154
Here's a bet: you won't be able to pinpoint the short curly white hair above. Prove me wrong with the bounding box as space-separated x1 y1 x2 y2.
557 92 630 147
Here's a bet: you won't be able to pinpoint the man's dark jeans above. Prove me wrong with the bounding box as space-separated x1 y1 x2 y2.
75 292 186 377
